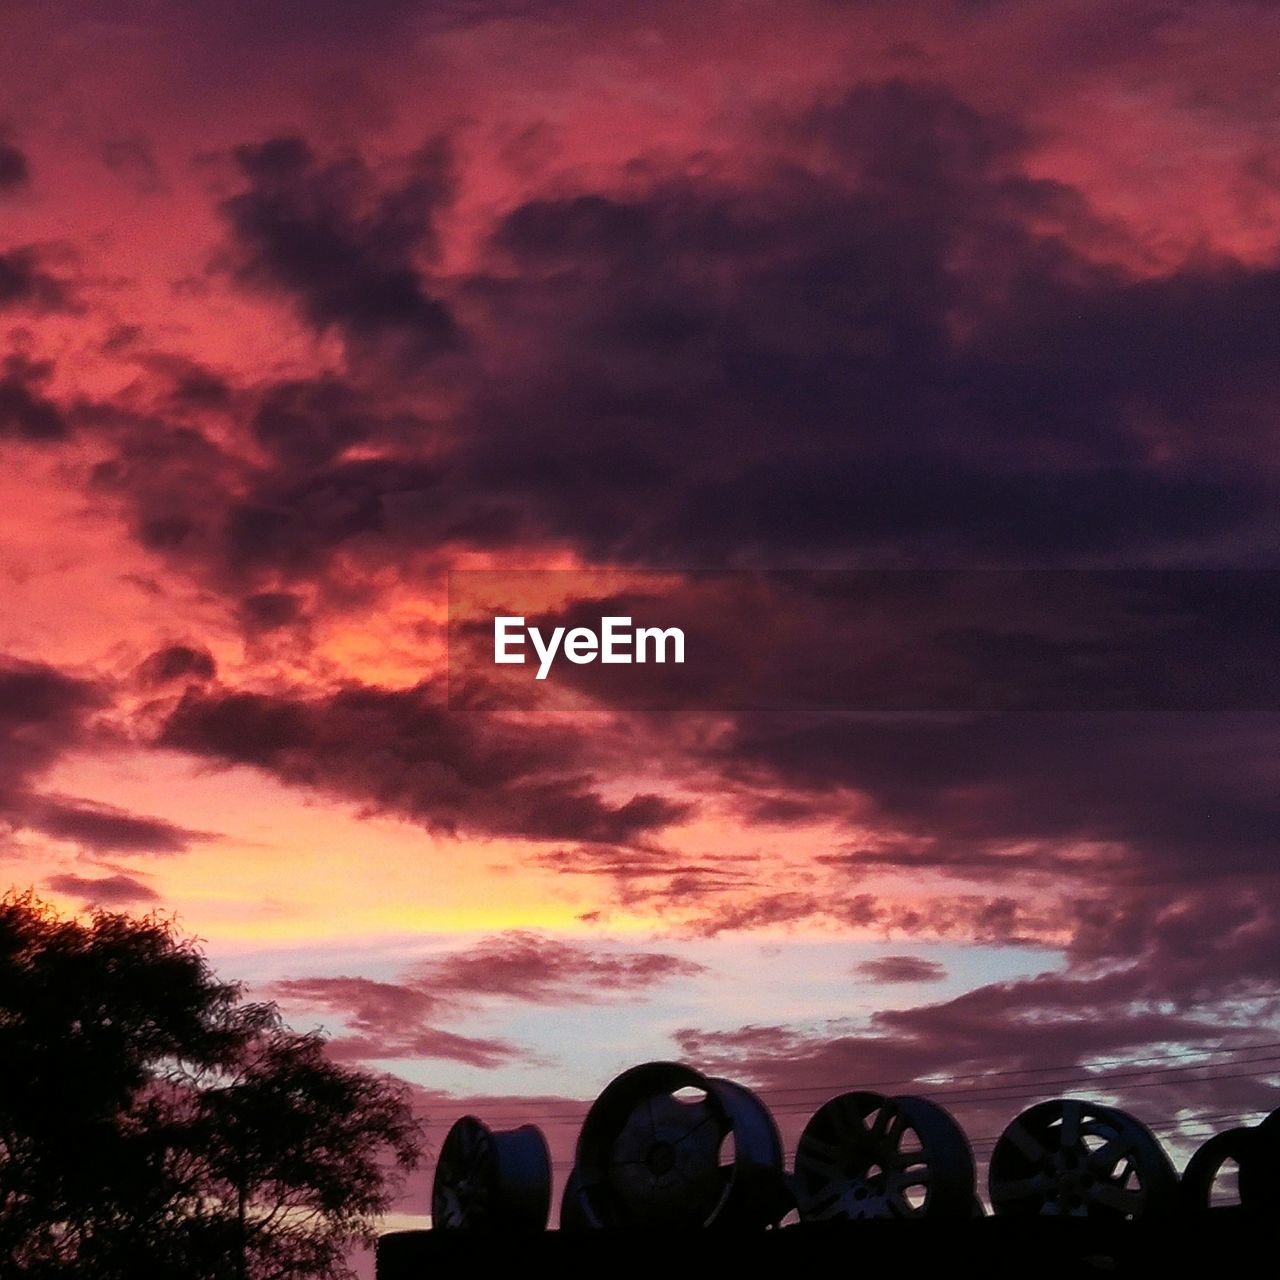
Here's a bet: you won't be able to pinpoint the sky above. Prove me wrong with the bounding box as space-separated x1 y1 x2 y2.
3 0 1280 1250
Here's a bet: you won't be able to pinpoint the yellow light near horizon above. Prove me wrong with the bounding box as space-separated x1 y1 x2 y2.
32 748 669 950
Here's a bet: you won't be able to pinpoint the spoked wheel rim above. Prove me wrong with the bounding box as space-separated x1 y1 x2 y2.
575 1061 783 1228
432 1115 494 1228
559 1166 590 1231
431 1115 552 1229
793 1091 976 1221
1180 1127 1254 1211
989 1099 1177 1220
704 1076 787 1228
605 1086 726 1222
1182 1124 1280 1210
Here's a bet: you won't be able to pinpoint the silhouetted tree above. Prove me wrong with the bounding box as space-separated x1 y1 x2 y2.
0 890 422 1278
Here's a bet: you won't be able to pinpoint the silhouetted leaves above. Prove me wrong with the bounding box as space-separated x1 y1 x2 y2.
0 891 422 1278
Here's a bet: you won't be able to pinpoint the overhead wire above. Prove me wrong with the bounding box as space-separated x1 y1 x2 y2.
429 1042 1280 1127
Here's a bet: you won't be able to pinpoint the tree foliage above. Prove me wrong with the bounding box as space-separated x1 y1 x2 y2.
0 890 422 1278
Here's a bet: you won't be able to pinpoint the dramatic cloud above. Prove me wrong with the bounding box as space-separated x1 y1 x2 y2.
417 929 704 1000
3 2 1280 1219
712 708 1280 882
0 660 214 857
136 645 217 688
21 797 214 855
0 250 74 313
158 680 690 842
0 356 66 439
431 80 1278 567
685 889 1065 944
71 67 1280 621
0 660 101 810
249 377 373 468
275 932 702 1067
450 570 1280 713
87 416 247 563
43 872 159 906
273 974 519 1068
48 58 1279 657
533 844 760 912
219 136 458 356
0 140 27 192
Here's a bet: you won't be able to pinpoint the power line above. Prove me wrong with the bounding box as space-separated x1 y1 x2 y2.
751 1065 1280 1120
535 1106 1273 1175
437 1044 1280 1127
740 1037 1280 1099
755 1052 1280 1112
962 1100 1274 1152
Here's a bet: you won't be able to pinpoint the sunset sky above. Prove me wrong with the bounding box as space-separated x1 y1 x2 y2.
4 0 1280 1246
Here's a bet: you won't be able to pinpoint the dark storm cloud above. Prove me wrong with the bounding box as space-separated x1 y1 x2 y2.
44 872 159 906
136 644 217 688
222 457 443 577
23 797 213 855
133 77 1280 963
0 659 215 856
0 355 66 440
133 76 1277 599
712 711 1280 877
451 570 1280 713
506 670 1280 973
456 578 1280 959
95 371 495 593
169 368 231 409
220 136 458 355
158 681 690 842
0 660 101 809
86 412 246 561
250 378 370 467
238 591 305 633
1067 878 1280 997
657 696 1280 1013
83 383 439 596
0 141 28 192
40 56 1277 989
0 249 74 312
129 354 235 412
439 80 1277 565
